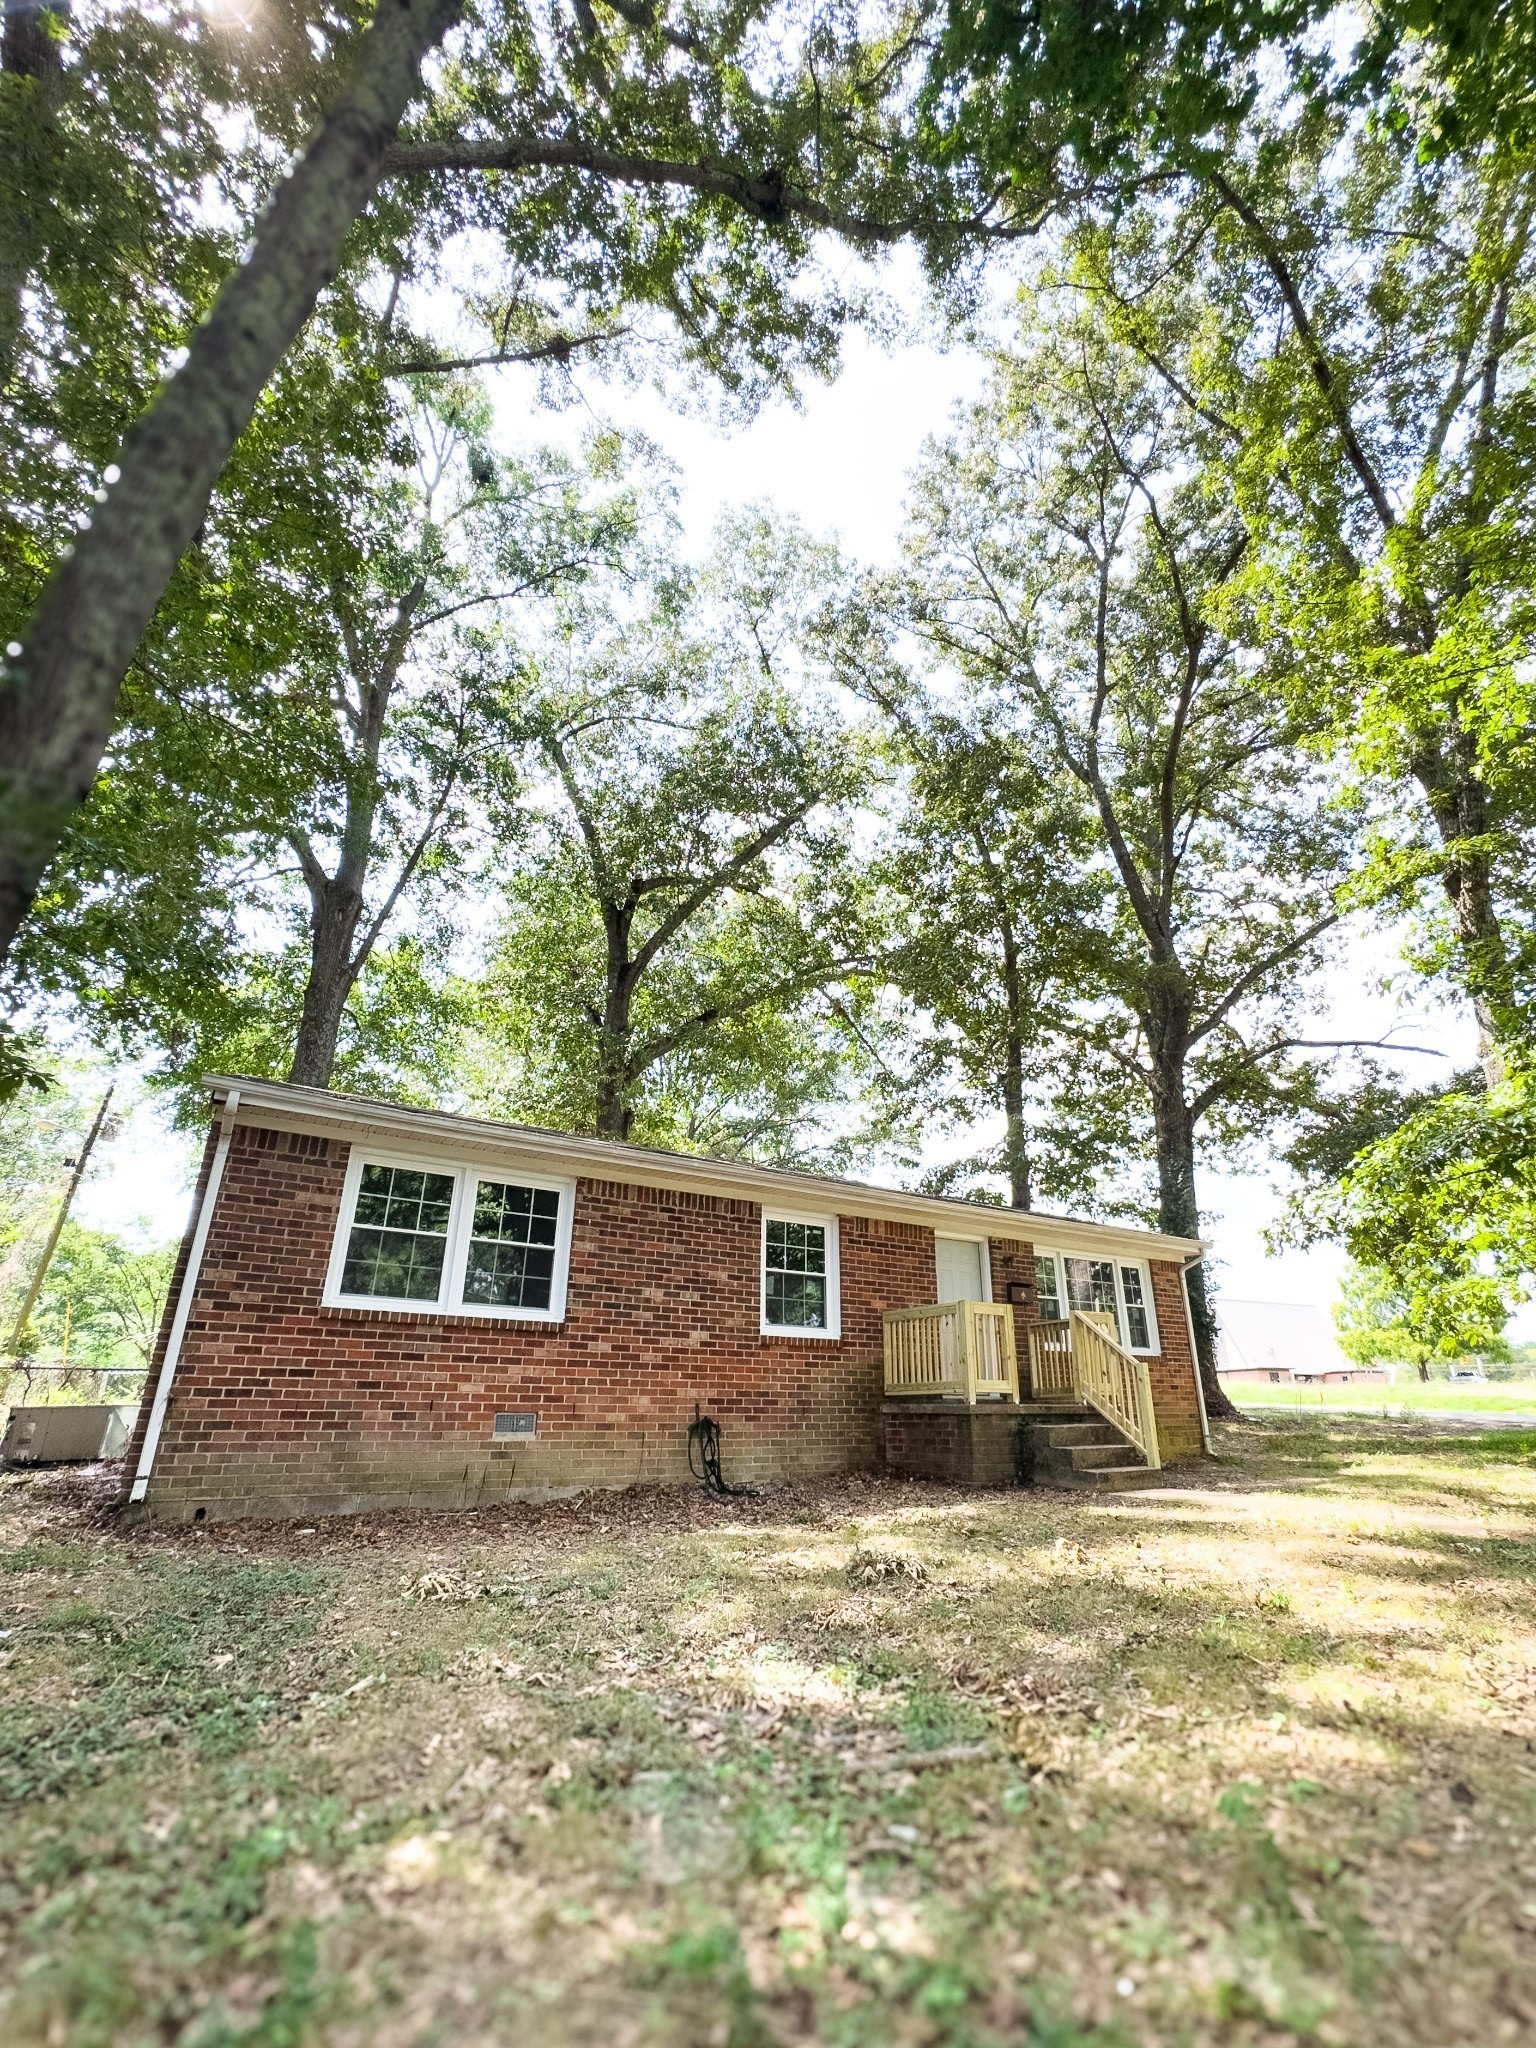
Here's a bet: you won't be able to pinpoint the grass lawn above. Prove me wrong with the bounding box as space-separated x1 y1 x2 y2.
1232 1381 1536 1417
2 1416 1535 2048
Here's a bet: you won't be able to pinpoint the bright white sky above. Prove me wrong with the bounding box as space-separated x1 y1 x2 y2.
74 246 1528 1337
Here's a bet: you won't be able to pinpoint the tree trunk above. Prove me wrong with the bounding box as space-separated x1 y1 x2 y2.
1410 724 1517 1085
288 875 367 1087
1150 1069 1238 1425
594 943 636 1140
593 1022 634 1140
1 0 69 387
980 833 1032 1209
0 0 462 966
1001 1023 1032 1211
287 705 393 1088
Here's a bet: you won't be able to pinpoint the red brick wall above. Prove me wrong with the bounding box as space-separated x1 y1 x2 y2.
131 1123 942 1521
127 1120 1206 1522
987 1234 1038 1390
1146 1258 1205 1460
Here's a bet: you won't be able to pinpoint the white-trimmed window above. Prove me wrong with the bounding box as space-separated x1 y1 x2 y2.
325 1150 575 1321
761 1212 841 1339
1033 1249 1159 1355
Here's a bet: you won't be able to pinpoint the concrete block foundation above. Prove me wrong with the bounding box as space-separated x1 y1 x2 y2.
882 1400 1029 1488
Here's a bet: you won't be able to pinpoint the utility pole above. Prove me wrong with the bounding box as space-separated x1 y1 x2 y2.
4 1083 115 1364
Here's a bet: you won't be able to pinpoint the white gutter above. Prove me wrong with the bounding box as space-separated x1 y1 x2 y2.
1180 1252 1213 1455
129 1089 240 1504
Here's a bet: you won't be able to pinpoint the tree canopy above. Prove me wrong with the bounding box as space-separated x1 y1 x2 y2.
472 508 885 1158
875 291 1358 1397
3 0 1535 1371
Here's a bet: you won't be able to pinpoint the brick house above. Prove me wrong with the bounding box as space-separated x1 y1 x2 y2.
122 1078 1210 1523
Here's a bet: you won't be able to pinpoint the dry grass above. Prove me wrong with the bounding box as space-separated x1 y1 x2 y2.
2 1413 1535 2047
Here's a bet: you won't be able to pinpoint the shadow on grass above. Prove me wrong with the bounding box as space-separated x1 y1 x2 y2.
4 1422 1535 2048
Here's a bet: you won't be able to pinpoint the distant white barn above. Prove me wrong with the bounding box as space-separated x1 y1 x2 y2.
1216 1300 1380 1384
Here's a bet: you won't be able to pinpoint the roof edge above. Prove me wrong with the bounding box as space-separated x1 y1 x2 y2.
201 1075 1209 1261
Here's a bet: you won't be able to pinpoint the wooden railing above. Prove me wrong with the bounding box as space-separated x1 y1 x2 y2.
1028 1311 1160 1469
883 1300 1020 1404
1028 1317 1074 1398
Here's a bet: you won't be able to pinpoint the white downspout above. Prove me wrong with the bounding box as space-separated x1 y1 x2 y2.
129 1089 240 1504
1180 1252 1213 1456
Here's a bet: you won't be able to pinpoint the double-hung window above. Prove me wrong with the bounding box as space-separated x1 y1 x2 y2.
1035 1254 1063 1322
325 1150 574 1321
340 1164 455 1302
1031 1248 1159 1355
761 1212 841 1339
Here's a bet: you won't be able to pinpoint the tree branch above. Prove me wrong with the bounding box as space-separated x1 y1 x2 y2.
626 802 820 983
1187 912 1341 1047
1211 170 1398 534
385 327 627 376
415 562 595 630
346 748 466 988
287 829 330 905
379 133 1039 247
543 729 614 900
1188 1034 1445 1120
628 956 865 1075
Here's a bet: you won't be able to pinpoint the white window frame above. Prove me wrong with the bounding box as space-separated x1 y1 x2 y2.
1032 1248 1160 1356
760 1209 841 1340
934 1233 993 1302
323 1145 576 1323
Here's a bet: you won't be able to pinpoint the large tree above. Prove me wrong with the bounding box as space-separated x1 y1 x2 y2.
1032 109 1536 1349
1067 128 1536 1082
0 0 1025 970
220 372 639 1092
832 645 1103 1211
9 0 1536 976
474 511 880 1151
896 302 1357 1404
918 4 1536 1082
13 347 645 1097
0 0 449 961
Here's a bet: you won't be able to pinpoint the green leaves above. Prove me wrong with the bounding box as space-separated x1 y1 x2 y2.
471 505 886 1158
1062 117 1536 1063
15 336 648 1100
23 1220 175 1376
887 283 1351 1235
921 0 1536 193
1325 1075 1536 1355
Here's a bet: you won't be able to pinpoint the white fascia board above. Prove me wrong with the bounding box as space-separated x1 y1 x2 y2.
201 1075 1208 1264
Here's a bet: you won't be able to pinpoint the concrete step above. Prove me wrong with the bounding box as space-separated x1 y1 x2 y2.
1067 1443 1146 1471
1022 1398 1163 1489
1031 1451 1161 1491
1066 1463 1165 1492
881 1395 1165 1493
1032 1421 1121 1448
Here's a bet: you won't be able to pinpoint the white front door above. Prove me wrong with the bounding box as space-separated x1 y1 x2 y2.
935 1236 985 1304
